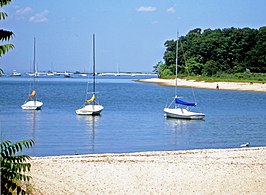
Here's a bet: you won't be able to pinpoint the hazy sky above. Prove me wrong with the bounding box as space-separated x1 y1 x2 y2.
1 0 265 73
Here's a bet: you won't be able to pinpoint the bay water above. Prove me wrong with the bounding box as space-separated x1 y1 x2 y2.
0 76 265 156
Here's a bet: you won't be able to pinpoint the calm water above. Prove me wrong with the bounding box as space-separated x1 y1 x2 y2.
1 76 265 156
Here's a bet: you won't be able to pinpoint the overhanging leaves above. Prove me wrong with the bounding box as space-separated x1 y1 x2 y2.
1 139 34 194
0 44 14 57
0 0 12 7
0 12 8 20
0 29 14 41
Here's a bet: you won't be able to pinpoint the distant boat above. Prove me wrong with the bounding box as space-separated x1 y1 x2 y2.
47 63 55 76
79 73 87 77
47 72 55 76
164 32 205 120
64 72 71 78
11 70 21 76
76 34 104 115
27 73 35 77
27 72 40 77
114 64 120 76
21 37 43 110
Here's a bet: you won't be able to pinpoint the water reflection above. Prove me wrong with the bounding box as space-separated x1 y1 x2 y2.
165 118 203 131
76 115 101 153
164 118 205 147
24 110 38 141
24 110 41 155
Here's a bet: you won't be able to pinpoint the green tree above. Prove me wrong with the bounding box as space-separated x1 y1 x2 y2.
158 26 266 78
160 68 173 78
0 0 15 57
185 57 204 75
1 139 34 194
153 61 173 78
153 61 163 75
249 26 266 72
163 40 176 66
202 60 219 76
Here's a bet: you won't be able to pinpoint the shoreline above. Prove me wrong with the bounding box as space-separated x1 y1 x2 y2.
137 78 266 92
29 147 266 194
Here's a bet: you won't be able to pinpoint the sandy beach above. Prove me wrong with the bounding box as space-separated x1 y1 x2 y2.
138 78 266 92
28 147 266 194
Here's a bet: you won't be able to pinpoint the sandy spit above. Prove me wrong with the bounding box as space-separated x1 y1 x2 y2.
137 78 266 92
29 147 266 194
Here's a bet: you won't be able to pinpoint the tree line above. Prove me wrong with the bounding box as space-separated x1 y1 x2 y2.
154 27 266 78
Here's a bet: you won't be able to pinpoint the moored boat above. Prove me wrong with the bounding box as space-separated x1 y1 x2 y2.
21 37 43 110
76 34 103 115
164 32 205 120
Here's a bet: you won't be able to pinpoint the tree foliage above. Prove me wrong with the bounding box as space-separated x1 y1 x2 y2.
0 68 4 75
155 27 266 78
1 139 34 194
0 0 12 6
0 0 14 57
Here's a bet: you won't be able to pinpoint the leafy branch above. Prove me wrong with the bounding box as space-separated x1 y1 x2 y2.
1 139 34 194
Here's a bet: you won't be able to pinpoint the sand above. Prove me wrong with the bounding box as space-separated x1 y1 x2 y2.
137 78 266 92
28 147 266 194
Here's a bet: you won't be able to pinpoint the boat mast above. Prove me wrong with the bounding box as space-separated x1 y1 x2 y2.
92 34 96 96
175 32 179 97
33 37 36 95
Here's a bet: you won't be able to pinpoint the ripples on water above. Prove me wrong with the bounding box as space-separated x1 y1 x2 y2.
0 76 265 156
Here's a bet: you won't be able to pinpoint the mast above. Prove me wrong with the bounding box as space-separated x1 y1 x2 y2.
33 37 36 95
175 32 179 97
117 64 119 74
92 34 96 96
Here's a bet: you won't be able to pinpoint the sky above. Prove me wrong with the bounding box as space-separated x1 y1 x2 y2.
1 0 265 73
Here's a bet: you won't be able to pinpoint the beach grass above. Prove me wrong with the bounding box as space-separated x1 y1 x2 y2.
162 73 266 83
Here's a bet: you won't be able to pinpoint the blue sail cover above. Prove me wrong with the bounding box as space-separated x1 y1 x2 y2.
175 98 196 107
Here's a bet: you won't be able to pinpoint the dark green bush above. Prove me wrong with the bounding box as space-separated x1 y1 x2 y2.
1 139 34 194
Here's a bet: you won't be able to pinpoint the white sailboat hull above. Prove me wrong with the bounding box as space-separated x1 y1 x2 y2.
164 108 205 120
76 104 104 115
21 100 43 110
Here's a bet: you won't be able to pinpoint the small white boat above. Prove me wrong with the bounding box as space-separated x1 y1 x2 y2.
47 72 55 76
11 70 22 76
79 73 87 77
27 72 39 77
164 107 205 120
76 34 103 115
64 72 71 78
27 73 35 76
21 100 43 110
76 104 104 115
164 32 205 120
22 37 43 110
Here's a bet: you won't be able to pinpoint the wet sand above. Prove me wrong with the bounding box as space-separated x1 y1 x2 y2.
29 147 266 194
138 78 266 92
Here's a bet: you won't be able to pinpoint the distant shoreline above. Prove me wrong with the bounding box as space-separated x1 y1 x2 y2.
137 78 266 92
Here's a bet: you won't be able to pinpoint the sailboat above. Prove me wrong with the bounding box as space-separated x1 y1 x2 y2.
76 34 104 115
11 70 22 76
21 37 43 110
164 33 205 120
114 64 120 76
